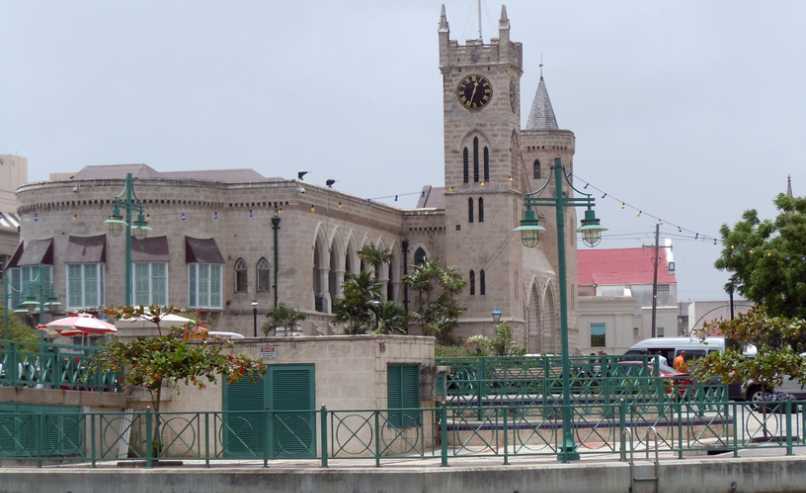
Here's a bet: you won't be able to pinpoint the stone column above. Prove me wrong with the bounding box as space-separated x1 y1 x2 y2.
378 262 390 301
335 269 345 299
318 267 330 312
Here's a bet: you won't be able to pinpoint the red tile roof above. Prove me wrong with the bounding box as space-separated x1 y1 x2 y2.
577 247 677 287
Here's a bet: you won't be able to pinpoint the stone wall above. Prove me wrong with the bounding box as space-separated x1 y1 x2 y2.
158 335 436 414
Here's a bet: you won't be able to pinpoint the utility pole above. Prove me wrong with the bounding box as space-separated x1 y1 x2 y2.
650 223 660 338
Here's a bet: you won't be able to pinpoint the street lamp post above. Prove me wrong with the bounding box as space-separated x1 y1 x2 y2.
5 265 61 332
105 173 151 306
513 157 606 462
251 300 259 337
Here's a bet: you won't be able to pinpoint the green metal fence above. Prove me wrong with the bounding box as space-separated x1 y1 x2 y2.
0 400 804 467
0 340 118 392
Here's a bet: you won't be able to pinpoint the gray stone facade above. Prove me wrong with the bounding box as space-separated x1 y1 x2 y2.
12 7 582 352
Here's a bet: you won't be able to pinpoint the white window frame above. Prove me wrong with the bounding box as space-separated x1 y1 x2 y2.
65 263 105 310
131 262 169 307
187 263 223 310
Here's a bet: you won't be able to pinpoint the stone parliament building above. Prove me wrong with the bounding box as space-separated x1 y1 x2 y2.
7 6 582 352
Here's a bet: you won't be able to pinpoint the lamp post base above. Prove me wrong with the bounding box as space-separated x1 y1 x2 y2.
557 446 580 462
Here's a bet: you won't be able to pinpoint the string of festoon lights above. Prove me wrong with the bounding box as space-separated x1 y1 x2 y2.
364 175 722 246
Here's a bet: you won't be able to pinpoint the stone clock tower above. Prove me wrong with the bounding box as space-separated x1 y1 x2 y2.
438 5 529 340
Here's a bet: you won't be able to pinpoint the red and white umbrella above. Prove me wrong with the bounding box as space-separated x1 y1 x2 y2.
47 313 117 336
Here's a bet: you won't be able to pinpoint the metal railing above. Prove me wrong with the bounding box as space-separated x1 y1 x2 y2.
0 340 118 392
1 400 804 467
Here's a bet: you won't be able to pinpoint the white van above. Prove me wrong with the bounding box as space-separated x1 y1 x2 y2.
625 337 741 365
625 337 806 402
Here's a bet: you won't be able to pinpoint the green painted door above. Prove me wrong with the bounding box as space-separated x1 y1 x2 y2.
223 374 265 458
223 364 315 459
268 364 315 459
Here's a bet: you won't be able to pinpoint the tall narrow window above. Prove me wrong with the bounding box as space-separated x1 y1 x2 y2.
479 269 486 295
469 270 476 295
473 137 479 182
387 261 394 302
234 258 248 293
483 146 490 182
533 160 541 179
462 147 469 183
467 197 474 223
414 247 427 266
478 197 484 223
256 257 270 292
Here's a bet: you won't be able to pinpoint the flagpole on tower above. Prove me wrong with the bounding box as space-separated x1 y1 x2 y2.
477 0 483 41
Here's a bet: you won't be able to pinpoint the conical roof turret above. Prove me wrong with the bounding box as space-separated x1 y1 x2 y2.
526 75 558 130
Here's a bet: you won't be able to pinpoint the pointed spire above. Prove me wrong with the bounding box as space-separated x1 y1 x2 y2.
787 174 793 198
439 4 449 32
499 4 510 29
526 71 559 130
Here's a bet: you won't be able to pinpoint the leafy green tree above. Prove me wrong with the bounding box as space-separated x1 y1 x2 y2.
1 306 40 351
333 245 407 335
97 305 265 413
715 193 806 318
262 304 306 336
695 308 806 393
404 259 465 344
334 271 382 334
358 244 392 276
491 323 526 356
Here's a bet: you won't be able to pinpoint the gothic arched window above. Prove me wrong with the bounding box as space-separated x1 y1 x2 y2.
234 258 248 293
480 269 486 295
463 147 469 183
473 137 480 182
468 197 474 223
483 146 490 182
414 247 427 267
478 197 484 223
387 260 395 302
469 270 476 295
256 257 270 292
328 247 338 307
533 160 541 179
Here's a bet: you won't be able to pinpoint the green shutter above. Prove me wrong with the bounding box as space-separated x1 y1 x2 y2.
0 403 81 457
388 364 421 427
223 375 265 458
268 364 315 459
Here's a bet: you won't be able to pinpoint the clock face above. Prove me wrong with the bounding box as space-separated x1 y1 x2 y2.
456 74 493 110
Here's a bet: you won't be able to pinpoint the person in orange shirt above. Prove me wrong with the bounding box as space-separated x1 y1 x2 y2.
673 351 689 373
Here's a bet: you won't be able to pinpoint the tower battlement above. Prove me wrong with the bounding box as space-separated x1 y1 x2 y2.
438 5 522 73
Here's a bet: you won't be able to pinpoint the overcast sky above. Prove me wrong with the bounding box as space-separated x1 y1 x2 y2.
2 1 804 300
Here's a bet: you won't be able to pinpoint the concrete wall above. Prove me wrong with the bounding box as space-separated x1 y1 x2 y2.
4 455 806 493
576 295 640 355
158 335 436 414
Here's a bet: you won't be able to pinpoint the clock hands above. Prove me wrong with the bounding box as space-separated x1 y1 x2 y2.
469 81 479 106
